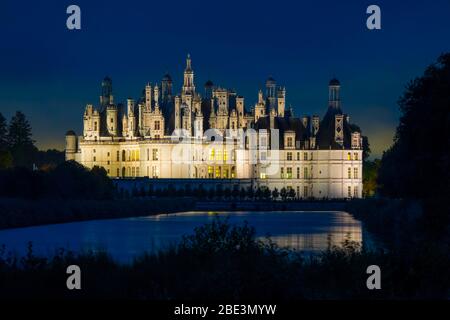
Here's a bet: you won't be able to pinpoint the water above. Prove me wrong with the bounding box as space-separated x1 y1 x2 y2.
0 211 368 264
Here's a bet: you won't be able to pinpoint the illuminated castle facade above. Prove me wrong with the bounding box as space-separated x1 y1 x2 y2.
66 55 363 199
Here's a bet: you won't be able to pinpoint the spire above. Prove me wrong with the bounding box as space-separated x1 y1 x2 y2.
186 54 192 71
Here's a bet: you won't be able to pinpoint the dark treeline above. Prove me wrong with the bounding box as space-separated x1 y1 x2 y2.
0 111 64 170
375 53 450 236
0 161 113 200
127 184 300 201
0 219 448 299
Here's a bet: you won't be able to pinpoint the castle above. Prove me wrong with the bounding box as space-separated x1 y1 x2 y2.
66 55 363 199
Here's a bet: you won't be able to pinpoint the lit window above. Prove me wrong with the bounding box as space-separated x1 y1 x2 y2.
208 166 213 178
152 149 159 161
216 149 222 161
286 167 292 179
287 152 292 161
209 148 215 161
347 152 351 160
281 167 284 179
152 166 159 178
260 173 267 179
287 137 293 147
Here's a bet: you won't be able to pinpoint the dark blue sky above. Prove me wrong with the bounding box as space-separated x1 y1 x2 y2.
1 0 449 157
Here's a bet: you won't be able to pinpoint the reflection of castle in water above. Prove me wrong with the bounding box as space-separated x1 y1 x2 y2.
259 214 363 252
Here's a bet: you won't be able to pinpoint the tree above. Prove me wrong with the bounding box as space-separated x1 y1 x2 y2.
280 187 288 201
255 187 263 200
0 150 13 169
246 187 254 200
7 111 37 168
378 53 450 200
0 112 7 150
262 187 271 200
363 159 380 197
272 188 279 200
8 111 34 148
288 188 296 199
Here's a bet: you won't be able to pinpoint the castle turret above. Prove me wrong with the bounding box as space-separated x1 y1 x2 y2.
329 78 341 109
106 105 118 136
100 76 113 108
174 96 181 130
65 130 77 161
266 76 276 111
145 83 152 110
277 87 286 117
182 54 195 96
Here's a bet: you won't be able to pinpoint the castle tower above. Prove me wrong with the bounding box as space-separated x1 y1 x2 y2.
161 74 173 101
154 84 160 109
312 115 320 136
65 130 77 161
254 89 266 122
100 76 113 108
329 78 341 109
145 83 152 110
106 105 118 136
174 96 181 130
277 87 286 117
266 76 276 111
182 54 195 96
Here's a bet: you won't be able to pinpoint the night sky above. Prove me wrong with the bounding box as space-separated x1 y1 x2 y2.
1 0 449 158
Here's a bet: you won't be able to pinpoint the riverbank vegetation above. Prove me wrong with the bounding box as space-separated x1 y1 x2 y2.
0 218 448 299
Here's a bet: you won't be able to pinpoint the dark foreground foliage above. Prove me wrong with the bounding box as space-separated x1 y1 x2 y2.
0 219 448 300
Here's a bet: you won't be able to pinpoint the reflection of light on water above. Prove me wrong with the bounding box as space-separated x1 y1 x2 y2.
258 213 363 252
264 227 362 252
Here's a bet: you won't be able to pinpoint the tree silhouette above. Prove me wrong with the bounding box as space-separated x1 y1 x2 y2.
7 111 37 168
272 188 279 199
378 53 450 200
0 112 7 150
280 187 287 200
